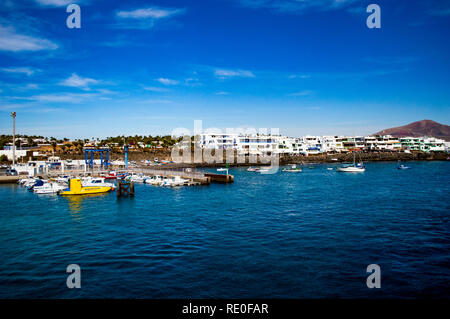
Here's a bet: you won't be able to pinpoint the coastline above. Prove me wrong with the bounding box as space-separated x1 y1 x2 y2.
53 150 450 169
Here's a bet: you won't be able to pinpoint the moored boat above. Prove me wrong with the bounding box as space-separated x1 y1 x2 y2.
282 164 302 172
336 164 365 172
34 182 67 194
82 177 116 190
60 179 112 196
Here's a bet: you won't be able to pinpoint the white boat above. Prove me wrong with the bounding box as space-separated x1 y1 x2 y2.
54 175 71 185
33 182 67 194
161 176 189 187
337 138 365 173
145 175 165 185
82 177 116 190
247 167 259 172
217 168 228 172
18 178 36 186
336 165 365 172
282 164 302 172
126 174 147 183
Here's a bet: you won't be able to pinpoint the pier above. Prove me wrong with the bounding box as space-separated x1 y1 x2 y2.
137 168 211 185
16 167 234 186
204 173 234 183
0 175 21 184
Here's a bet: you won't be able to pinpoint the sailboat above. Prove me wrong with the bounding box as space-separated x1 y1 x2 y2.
337 138 365 172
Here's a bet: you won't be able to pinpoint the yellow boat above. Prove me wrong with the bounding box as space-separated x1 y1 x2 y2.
60 179 112 196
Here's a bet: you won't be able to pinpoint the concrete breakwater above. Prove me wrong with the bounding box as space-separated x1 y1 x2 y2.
0 175 22 184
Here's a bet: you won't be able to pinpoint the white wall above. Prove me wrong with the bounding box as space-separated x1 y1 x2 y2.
0 149 27 160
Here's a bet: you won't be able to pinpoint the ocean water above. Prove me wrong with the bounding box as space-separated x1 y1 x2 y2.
0 161 449 299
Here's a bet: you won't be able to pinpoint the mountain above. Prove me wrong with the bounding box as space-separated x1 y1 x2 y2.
375 120 450 141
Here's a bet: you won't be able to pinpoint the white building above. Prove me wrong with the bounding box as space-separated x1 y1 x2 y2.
300 136 322 155
321 136 344 153
420 137 446 152
199 133 238 150
365 135 402 151
195 133 447 156
274 136 302 155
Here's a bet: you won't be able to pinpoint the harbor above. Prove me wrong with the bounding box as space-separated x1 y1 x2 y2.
0 160 449 298
0 0 449 303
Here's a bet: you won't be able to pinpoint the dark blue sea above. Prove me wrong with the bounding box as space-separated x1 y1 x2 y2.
0 161 449 298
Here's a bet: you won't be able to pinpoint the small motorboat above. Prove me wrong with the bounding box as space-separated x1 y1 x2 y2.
247 167 259 172
27 179 47 191
217 168 228 172
82 177 116 190
282 164 302 172
161 176 188 187
60 179 112 196
125 174 147 183
327 167 334 171
34 182 67 194
18 178 36 186
145 175 164 186
397 164 411 170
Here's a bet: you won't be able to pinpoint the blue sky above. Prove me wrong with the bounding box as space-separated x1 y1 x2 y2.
0 0 449 138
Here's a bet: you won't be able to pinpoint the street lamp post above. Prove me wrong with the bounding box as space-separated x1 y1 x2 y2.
11 112 16 166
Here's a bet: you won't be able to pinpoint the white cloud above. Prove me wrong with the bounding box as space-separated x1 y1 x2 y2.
117 7 185 19
143 99 173 104
114 6 186 29
60 73 99 89
236 0 359 14
289 90 314 96
0 26 58 52
25 84 39 89
16 93 98 103
288 74 310 79
0 67 39 76
143 86 171 92
156 78 179 85
34 0 73 7
215 69 255 79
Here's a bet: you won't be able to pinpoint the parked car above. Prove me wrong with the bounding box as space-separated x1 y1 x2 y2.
6 168 18 176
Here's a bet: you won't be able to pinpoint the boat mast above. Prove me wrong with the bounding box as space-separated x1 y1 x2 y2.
353 136 356 165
